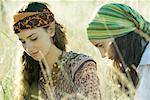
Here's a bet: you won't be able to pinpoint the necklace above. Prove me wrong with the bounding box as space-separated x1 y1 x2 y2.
51 62 60 86
51 51 64 86
40 51 64 88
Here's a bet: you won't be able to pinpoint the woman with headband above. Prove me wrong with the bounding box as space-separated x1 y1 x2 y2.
87 3 150 99
13 2 101 100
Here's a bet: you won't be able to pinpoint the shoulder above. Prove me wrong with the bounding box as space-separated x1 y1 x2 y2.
61 51 97 79
62 51 96 66
140 42 150 65
64 51 95 60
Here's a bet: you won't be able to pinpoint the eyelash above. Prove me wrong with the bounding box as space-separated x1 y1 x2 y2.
31 37 38 41
21 41 25 44
20 37 38 44
95 44 103 47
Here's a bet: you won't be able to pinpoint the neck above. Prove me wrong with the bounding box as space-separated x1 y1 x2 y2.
42 44 63 70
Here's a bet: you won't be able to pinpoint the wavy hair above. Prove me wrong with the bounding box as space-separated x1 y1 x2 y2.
15 2 67 99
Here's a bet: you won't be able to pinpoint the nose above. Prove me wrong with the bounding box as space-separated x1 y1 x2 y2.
98 48 106 58
101 52 106 58
24 42 34 54
105 52 109 58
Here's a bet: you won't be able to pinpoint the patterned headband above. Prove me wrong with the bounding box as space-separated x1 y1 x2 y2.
13 9 54 33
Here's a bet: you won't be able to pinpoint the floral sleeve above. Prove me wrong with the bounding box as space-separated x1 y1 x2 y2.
74 60 102 100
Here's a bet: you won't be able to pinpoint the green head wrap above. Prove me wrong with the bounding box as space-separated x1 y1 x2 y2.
87 3 150 39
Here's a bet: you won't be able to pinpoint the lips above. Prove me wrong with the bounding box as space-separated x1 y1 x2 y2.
30 51 39 57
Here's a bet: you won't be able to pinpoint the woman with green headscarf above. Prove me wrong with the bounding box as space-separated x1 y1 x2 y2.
87 3 150 99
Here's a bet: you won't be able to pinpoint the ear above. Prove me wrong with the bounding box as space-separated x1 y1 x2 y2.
47 21 55 37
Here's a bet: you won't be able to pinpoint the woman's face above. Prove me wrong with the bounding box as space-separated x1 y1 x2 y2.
90 38 116 60
17 26 55 61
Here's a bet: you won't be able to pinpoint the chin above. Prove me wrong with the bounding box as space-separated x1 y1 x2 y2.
33 58 41 61
32 56 43 61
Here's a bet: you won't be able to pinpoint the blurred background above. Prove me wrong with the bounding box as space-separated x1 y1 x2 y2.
0 0 150 100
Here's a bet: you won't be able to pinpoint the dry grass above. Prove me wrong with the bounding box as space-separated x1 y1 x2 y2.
0 0 150 100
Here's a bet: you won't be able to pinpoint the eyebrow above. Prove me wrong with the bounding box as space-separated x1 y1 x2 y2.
19 33 37 40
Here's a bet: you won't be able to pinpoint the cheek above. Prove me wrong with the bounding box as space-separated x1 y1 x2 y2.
37 38 51 52
107 49 112 57
107 44 116 59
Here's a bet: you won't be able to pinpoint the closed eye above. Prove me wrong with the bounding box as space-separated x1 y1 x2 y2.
30 37 38 41
95 43 103 47
95 44 99 47
19 39 25 44
21 41 25 44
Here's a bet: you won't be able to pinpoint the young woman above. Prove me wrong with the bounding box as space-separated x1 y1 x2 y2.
13 2 101 100
87 3 150 98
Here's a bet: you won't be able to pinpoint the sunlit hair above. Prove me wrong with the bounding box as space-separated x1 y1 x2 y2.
111 31 148 87
14 2 67 99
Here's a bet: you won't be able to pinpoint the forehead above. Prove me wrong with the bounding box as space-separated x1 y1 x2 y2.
17 27 45 38
90 38 114 44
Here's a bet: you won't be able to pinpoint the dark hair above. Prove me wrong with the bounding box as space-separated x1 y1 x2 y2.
19 2 49 13
112 31 148 87
16 2 67 99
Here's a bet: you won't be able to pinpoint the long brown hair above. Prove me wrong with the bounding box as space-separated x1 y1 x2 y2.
15 2 67 99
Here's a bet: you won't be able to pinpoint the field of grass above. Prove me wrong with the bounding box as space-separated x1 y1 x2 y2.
0 0 150 100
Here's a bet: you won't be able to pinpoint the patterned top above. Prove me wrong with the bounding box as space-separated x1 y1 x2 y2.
39 51 101 100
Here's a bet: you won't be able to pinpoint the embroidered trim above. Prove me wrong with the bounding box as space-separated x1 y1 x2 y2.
13 9 54 33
